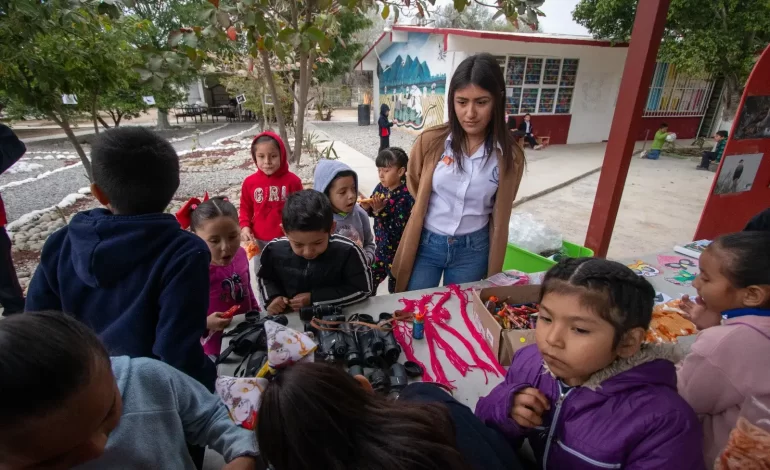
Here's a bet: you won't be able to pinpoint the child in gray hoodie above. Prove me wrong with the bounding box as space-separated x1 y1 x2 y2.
313 160 376 265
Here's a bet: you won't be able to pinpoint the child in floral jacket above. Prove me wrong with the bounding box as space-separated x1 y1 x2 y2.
361 147 414 294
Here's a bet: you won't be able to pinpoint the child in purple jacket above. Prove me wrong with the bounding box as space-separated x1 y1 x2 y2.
476 258 704 469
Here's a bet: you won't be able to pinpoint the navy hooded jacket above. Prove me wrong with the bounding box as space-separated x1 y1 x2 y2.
26 208 216 387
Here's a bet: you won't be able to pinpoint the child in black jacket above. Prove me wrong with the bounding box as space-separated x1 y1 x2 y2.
258 190 372 314
378 104 394 151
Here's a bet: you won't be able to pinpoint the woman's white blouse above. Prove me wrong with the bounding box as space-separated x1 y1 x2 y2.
423 135 500 237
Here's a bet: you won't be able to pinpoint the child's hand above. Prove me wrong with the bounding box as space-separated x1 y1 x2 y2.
510 387 550 428
240 227 255 243
359 199 372 211
267 297 289 315
289 292 311 310
371 194 387 213
680 294 721 330
207 312 233 332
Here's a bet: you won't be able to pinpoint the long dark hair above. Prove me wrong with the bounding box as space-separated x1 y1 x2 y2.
428 53 522 174
541 258 655 346
256 362 470 470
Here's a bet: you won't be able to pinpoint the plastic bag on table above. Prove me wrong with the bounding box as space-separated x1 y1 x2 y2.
486 269 547 287
508 212 563 256
716 395 770 469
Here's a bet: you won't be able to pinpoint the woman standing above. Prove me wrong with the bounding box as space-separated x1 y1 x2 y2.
392 54 526 292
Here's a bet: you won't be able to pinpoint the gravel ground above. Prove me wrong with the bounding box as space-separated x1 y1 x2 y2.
308 122 418 161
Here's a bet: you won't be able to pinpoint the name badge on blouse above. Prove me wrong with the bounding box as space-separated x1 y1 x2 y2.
441 154 454 166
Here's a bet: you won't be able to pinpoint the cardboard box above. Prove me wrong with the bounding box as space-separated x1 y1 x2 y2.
471 285 541 366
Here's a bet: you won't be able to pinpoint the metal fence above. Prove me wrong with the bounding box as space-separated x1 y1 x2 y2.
643 62 715 118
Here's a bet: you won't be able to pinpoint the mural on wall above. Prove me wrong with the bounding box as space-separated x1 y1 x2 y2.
377 33 447 131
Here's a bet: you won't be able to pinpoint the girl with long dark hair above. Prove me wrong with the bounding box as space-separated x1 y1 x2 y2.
257 362 520 470
391 53 526 292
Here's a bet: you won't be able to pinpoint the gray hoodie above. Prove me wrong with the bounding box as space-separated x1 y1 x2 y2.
313 159 376 265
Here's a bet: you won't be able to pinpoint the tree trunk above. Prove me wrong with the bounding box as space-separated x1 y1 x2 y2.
115 112 123 127
49 112 93 181
97 116 111 130
92 95 100 135
156 109 171 130
259 48 291 156
721 75 743 121
292 50 312 164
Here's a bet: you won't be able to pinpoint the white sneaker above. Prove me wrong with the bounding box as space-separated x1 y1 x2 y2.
535 144 543 150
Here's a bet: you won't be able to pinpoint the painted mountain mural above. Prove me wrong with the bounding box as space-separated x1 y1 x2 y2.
378 54 446 92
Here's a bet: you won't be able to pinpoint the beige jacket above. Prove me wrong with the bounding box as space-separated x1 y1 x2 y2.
391 127 525 293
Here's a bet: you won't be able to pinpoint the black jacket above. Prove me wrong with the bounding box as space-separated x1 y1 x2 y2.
399 383 522 470
378 104 393 137
517 120 534 136
0 124 26 226
257 234 372 308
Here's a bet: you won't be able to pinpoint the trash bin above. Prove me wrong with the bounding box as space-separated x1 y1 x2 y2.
358 104 371 126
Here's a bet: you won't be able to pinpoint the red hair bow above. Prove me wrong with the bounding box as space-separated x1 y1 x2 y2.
175 192 209 229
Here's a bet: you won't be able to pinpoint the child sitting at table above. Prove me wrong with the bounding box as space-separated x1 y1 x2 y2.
239 131 303 249
677 231 770 465
475 258 704 469
177 196 258 357
258 190 372 314
25 127 214 389
256 361 521 470
313 160 376 265
0 311 260 470
360 147 414 294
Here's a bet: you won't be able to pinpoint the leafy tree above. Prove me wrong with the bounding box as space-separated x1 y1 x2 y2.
430 3 541 32
315 11 372 84
0 0 142 180
573 0 770 118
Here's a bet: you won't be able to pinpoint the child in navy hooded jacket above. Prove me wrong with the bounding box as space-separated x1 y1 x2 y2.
25 127 215 389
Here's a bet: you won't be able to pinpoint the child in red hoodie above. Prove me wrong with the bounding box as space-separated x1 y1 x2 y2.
239 131 303 247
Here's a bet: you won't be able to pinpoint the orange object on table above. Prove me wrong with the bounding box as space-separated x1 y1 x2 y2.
645 299 696 343
220 305 240 320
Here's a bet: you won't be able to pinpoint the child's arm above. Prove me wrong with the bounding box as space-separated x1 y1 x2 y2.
624 410 704 469
289 173 304 194
256 245 287 307
358 209 376 265
310 242 372 306
25 236 63 312
158 360 260 464
238 179 254 231
474 349 541 443
677 344 739 416
156 248 216 389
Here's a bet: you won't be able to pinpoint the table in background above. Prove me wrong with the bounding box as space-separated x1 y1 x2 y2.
218 282 504 410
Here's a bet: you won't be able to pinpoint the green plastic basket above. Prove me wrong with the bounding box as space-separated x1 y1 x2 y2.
502 241 595 273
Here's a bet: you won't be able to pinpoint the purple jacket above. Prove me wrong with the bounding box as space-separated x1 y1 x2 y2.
475 344 704 469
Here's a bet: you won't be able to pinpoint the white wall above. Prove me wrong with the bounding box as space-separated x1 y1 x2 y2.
445 36 629 144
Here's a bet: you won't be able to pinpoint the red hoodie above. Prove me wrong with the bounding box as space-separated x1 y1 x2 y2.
239 131 303 242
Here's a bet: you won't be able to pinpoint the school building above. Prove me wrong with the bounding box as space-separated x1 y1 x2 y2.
355 26 721 145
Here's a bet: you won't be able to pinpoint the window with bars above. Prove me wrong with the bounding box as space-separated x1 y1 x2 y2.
503 56 579 115
644 62 715 117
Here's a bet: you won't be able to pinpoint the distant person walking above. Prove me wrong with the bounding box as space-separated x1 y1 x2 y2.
378 104 394 151
0 124 26 316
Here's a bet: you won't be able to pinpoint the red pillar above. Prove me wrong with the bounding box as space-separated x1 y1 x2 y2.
584 0 671 258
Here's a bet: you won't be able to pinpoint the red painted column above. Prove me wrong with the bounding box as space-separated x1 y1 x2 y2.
584 0 671 258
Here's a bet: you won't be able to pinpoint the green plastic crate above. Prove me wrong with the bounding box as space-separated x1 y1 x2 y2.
502 241 595 273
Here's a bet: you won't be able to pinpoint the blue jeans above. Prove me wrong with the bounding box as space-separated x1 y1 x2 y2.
646 149 661 160
406 226 490 291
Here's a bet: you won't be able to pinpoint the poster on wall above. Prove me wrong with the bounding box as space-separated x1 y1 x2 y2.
377 33 447 131
713 153 763 195
734 96 770 139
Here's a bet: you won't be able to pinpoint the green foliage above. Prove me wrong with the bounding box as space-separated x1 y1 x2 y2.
431 3 541 32
314 10 372 84
573 0 770 114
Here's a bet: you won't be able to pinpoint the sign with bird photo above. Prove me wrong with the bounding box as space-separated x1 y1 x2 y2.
236 94 246 104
